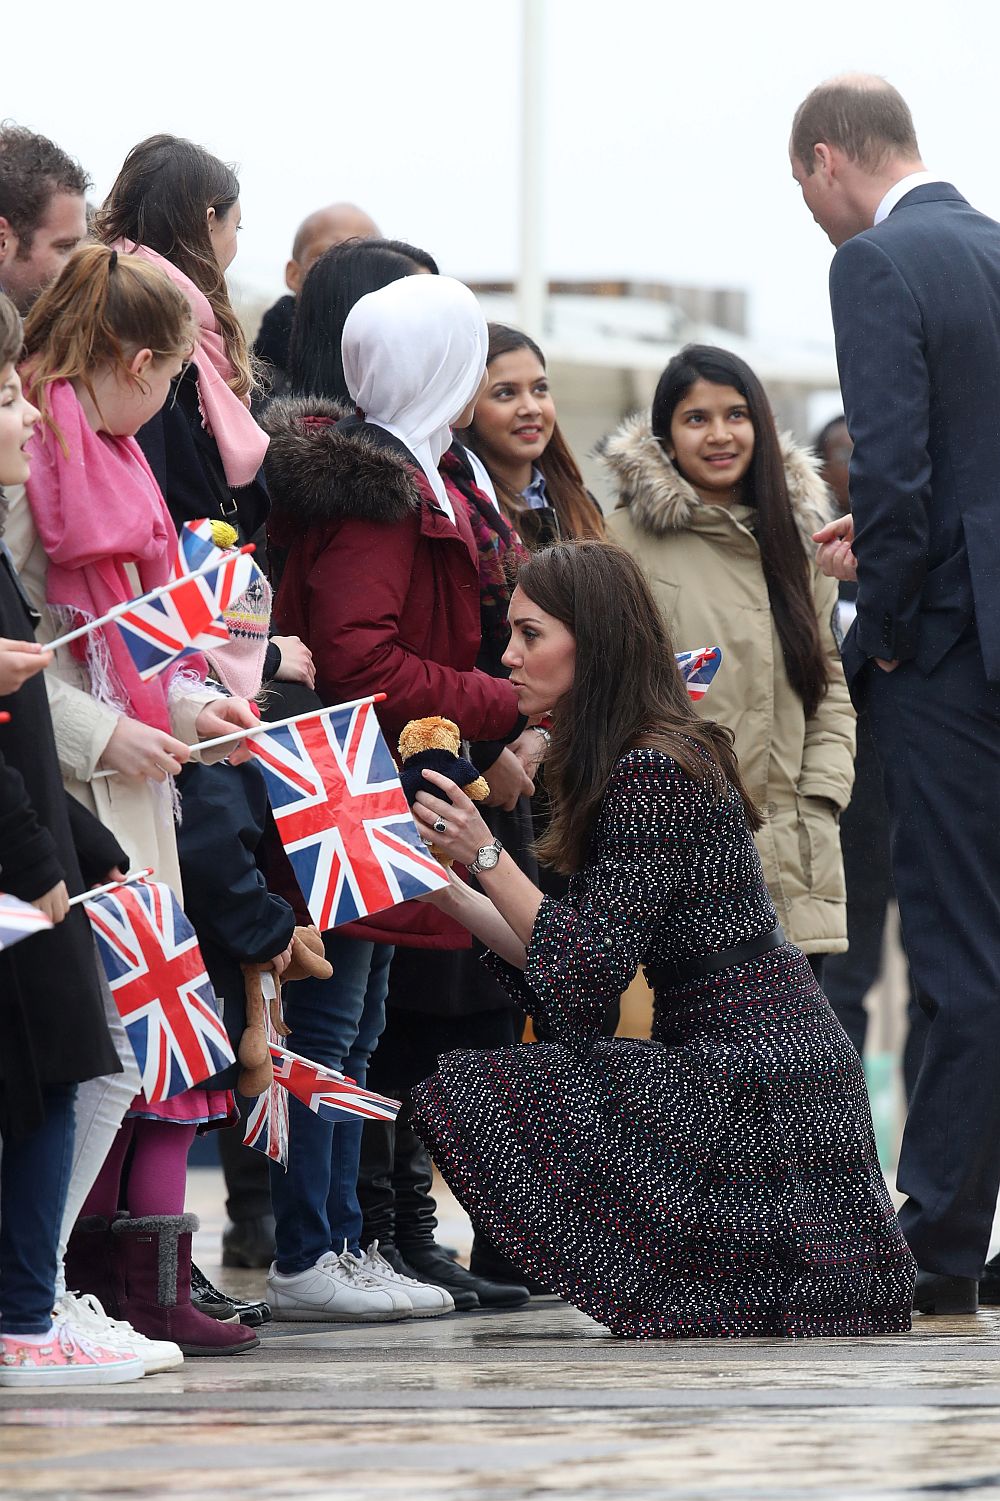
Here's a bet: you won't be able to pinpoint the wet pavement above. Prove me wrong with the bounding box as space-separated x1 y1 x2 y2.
3 1169 1000 1500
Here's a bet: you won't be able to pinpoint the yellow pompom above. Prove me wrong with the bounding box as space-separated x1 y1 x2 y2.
208 520 239 550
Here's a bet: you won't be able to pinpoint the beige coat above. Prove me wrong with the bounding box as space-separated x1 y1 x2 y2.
601 414 855 954
3 489 217 898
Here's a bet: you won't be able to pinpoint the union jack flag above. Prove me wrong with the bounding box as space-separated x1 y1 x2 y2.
84 880 235 1102
242 1008 289 1167
249 700 449 931
114 520 259 681
269 1044 401 1125
675 646 723 701
0 891 53 950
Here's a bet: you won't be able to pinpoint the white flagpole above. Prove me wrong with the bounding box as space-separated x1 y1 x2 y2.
186 693 386 760
67 867 154 909
47 544 256 653
516 0 546 338
91 693 388 779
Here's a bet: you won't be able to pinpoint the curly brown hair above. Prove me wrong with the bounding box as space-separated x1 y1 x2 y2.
0 124 89 251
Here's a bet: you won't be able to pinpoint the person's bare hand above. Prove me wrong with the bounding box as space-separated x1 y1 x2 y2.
94 866 129 887
0 638 52 695
32 880 69 923
875 659 900 673
99 719 190 781
482 746 534 811
507 728 548 782
195 697 260 766
812 514 857 582
271 635 316 690
413 770 494 866
268 941 294 977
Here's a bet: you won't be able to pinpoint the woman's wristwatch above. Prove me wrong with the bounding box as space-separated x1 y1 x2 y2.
468 838 503 876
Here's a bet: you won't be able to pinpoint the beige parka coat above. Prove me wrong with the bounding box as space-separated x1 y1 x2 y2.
601 413 855 955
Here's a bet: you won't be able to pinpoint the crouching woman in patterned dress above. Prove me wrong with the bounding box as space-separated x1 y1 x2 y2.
409 541 915 1339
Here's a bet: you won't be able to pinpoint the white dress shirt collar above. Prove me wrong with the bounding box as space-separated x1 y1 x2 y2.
874 171 937 226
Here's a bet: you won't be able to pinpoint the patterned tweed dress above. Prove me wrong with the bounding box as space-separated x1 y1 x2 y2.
411 747 915 1339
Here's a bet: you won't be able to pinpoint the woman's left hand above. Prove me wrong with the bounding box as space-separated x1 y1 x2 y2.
413 769 494 866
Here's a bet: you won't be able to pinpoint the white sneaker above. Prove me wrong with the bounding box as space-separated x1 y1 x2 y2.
54 1292 184 1375
267 1249 413 1323
352 1243 455 1318
0 1323 144 1387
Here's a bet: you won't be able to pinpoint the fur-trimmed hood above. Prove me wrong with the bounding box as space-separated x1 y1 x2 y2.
261 397 421 531
597 410 833 549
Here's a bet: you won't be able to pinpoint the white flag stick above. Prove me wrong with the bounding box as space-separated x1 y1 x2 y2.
186 693 387 760
47 545 256 653
67 867 154 909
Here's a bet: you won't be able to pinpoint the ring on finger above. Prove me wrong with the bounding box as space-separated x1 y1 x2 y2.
432 817 448 834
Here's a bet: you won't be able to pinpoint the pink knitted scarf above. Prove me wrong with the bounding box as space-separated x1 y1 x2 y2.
24 378 180 732
115 240 268 490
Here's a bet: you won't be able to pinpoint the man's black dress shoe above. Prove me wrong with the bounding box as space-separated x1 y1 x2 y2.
976 1253 1000 1306
913 1269 978 1314
470 1235 551 1297
221 1214 276 1270
402 1243 531 1310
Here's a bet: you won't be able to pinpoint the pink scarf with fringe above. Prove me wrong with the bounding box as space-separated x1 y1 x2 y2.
115 240 268 490
24 378 181 732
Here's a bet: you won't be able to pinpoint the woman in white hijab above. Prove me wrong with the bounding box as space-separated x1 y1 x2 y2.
342 274 487 523
259 273 525 1324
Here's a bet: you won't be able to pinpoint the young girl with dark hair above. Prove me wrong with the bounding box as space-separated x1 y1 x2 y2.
462 324 604 550
9 245 261 1358
600 345 855 978
410 540 914 1339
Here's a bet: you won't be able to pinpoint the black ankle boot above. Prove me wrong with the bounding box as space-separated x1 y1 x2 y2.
979 1253 1000 1306
913 1269 978 1315
470 1231 551 1297
221 1215 276 1270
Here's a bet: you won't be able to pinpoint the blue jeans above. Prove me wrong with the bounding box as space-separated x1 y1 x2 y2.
1 1085 76 1334
270 937 392 1273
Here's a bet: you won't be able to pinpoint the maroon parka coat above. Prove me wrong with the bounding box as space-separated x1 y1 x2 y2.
263 400 522 947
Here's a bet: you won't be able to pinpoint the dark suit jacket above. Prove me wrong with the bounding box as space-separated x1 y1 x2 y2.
830 183 1000 685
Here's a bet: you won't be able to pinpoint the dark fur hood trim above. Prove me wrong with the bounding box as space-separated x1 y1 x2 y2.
597 410 833 550
261 396 421 528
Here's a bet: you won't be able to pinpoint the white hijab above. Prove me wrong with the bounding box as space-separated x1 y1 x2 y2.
342 275 488 523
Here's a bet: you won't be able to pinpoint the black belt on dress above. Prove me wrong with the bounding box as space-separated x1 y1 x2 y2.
643 925 787 991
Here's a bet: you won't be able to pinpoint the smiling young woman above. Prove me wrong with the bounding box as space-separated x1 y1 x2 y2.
600 345 855 981
461 325 604 549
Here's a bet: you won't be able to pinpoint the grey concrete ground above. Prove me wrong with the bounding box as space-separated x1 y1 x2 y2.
3 1168 1000 1501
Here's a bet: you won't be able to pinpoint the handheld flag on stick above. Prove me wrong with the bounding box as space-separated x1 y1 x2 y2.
0 891 53 950
84 879 234 1102
675 647 723 701
243 1006 290 1167
269 1044 401 1126
247 697 449 930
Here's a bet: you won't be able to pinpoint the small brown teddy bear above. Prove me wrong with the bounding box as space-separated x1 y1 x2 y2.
237 925 333 1096
398 716 490 865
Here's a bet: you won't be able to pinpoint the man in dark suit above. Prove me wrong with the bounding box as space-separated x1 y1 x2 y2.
792 74 1000 1315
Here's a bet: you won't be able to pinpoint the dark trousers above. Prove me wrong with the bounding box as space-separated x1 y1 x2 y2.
0 1084 76 1334
218 1096 273 1221
864 634 1000 1276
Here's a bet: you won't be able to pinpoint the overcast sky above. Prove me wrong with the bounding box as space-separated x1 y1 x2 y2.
7 0 997 352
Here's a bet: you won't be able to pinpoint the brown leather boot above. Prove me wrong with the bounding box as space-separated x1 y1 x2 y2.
111 1214 259 1356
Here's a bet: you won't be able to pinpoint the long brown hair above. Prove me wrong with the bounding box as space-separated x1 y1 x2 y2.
652 346 828 720
95 134 254 399
21 244 194 440
523 541 762 873
465 324 605 544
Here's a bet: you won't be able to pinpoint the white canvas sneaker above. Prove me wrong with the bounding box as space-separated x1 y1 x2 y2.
54 1291 184 1375
351 1243 455 1318
267 1250 413 1322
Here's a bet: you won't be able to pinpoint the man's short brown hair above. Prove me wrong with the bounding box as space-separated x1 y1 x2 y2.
0 124 90 252
791 78 920 173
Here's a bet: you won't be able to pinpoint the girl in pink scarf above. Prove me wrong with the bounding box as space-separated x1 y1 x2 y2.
20 243 261 1358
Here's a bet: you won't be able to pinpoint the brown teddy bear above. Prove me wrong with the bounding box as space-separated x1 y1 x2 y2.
237 925 333 1096
397 716 490 865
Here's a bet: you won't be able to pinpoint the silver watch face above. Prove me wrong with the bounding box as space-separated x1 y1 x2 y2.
475 842 501 871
